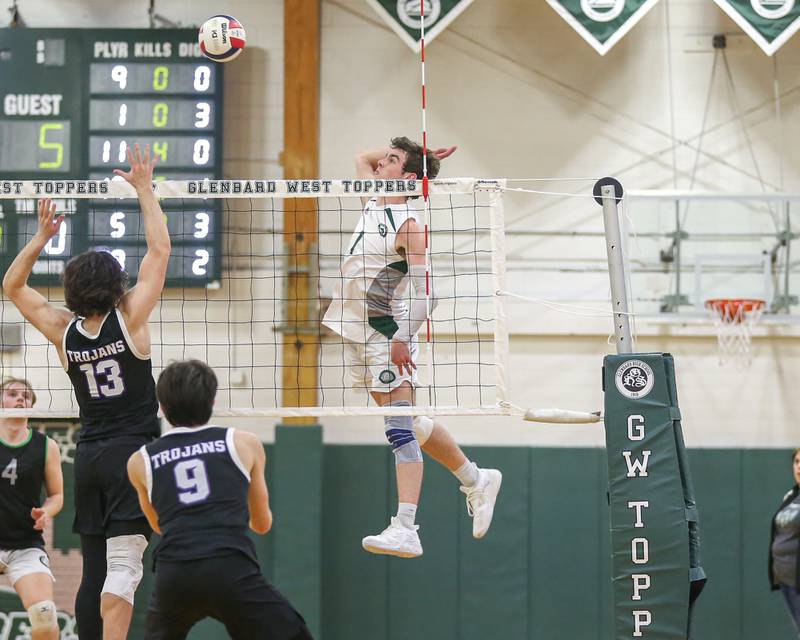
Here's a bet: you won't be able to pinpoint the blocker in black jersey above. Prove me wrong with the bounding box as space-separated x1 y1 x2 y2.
140 426 312 640
0 428 47 550
142 426 256 565
63 308 159 443
66 308 159 537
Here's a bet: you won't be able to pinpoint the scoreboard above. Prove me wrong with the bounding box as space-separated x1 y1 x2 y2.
0 28 223 286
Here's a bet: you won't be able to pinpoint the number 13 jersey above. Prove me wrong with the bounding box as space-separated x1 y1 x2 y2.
63 309 159 442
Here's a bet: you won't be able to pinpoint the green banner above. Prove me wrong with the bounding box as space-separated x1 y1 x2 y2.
603 353 705 639
714 0 800 55
545 0 662 55
365 0 477 52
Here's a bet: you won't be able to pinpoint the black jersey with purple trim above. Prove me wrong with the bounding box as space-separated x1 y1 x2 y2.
0 429 47 549
63 309 159 442
141 426 257 565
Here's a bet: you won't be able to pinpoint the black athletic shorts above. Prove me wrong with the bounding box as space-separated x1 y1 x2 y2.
145 554 313 640
73 435 153 537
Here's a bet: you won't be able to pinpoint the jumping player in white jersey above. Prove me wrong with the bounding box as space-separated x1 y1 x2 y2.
323 137 502 558
0 378 63 640
3 145 170 640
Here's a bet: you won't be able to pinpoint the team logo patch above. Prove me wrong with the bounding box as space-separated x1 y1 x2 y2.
378 223 388 238
614 360 655 399
397 0 442 29
751 0 794 20
713 0 800 55
378 369 397 384
581 0 625 22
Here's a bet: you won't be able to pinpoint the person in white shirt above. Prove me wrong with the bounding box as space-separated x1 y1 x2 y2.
323 137 502 558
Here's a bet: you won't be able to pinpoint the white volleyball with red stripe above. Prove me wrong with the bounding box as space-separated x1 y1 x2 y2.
199 15 246 62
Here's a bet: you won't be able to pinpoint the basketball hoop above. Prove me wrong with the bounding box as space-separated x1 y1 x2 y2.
705 298 765 367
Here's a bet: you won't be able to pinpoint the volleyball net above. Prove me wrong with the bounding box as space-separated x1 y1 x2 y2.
0 178 511 418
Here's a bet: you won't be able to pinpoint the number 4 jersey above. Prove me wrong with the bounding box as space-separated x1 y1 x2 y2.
63 308 159 442
0 429 47 549
140 426 257 566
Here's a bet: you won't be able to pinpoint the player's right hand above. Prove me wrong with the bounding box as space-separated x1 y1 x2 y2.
113 143 157 192
391 339 417 377
34 198 64 242
31 507 49 531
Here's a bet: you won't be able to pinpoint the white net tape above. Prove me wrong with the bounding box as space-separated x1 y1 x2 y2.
705 298 765 368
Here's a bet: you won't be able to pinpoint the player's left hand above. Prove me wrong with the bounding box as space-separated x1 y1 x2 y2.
391 339 416 377
31 507 49 531
113 143 157 192
433 146 457 160
34 198 64 243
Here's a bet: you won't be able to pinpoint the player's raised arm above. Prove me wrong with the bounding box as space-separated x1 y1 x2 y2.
115 144 171 334
2 199 73 346
32 438 64 531
127 451 161 534
234 430 273 534
355 147 393 179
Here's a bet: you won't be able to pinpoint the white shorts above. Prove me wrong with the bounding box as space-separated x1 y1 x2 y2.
344 332 419 394
0 547 54 586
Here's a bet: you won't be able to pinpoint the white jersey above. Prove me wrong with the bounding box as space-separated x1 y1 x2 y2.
323 198 420 343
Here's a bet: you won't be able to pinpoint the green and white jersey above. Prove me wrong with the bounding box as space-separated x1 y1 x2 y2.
323 198 420 342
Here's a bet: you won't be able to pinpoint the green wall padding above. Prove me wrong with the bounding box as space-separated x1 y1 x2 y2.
272 425 322 637
529 447 611 639
3 442 796 639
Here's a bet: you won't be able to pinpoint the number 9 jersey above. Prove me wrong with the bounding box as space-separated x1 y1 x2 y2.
63 309 160 442
140 425 257 566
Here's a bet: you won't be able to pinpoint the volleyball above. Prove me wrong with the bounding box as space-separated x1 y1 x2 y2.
199 15 246 62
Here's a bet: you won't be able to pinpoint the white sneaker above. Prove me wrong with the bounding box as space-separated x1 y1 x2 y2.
461 468 502 539
362 517 423 558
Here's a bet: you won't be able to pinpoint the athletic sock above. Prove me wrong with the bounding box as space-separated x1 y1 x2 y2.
454 460 480 487
396 502 418 529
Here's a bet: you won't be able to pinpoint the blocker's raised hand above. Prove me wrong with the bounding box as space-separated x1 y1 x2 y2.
114 143 157 192
35 198 64 243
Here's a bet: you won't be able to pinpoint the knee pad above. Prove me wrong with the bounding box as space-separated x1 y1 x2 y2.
385 401 423 463
413 416 434 445
101 534 148 605
28 600 58 631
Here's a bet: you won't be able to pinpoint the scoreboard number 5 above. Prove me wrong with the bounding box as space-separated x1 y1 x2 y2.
38 123 64 170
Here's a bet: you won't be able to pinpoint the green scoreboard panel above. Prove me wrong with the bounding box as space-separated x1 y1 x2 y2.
0 28 223 286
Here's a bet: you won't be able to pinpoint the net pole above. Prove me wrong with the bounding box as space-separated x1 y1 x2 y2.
600 183 635 354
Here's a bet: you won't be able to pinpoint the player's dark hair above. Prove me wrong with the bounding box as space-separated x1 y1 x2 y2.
793 448 800 462
0 377 36 406
63 251 128 317
390 136 441 181
157 360 217 427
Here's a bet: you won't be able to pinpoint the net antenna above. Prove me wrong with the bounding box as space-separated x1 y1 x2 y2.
418 0 435 402
705 298 765 368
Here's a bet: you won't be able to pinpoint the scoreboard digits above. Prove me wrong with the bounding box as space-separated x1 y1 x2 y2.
89 99 215 131
0 29 223 286
89 62 215 94
0 121 70 171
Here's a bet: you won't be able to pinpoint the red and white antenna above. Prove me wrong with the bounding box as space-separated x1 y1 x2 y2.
419 1 432 344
